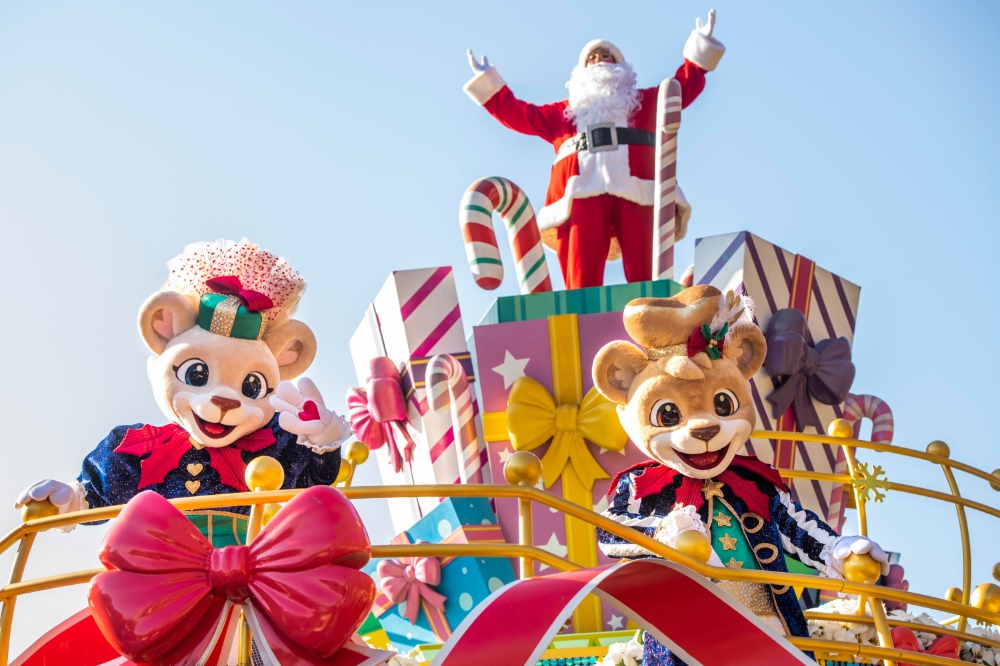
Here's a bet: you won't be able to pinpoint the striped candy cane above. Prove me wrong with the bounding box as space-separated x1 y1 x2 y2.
843 393 895 444
652 79 682 280
427 353 483 483
459 177 552 294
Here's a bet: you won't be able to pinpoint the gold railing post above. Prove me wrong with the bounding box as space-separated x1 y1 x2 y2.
503 451 543 579
928 440 973 632
336 441 370 488
829 419 871 615
239 457 285 666
843 552 896 666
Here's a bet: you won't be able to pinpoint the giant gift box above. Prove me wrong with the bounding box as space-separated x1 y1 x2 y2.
693 231 861 528
364 497 514 653
472 280 682 634
349 267 489 534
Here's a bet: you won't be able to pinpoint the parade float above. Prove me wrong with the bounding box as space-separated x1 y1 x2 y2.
3 9 1000 666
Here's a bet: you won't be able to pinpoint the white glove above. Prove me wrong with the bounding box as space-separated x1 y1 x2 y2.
695 9 717 40
825 535 891 578
270 377 351 452
467 49 490 74
653 506 724 567
15 479 88 533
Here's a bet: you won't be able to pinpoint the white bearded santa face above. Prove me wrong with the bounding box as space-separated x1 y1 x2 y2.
564 40 641 129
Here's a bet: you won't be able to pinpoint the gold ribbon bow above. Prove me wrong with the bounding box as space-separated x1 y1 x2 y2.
506 378 626 490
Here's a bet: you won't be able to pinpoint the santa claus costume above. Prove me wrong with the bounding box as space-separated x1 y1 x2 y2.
464 14 725 289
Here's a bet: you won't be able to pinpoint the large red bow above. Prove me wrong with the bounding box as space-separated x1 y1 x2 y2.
609 455 789 519
346 357 415 474
88 487 376 665
890 626 960 666
206 275 274 312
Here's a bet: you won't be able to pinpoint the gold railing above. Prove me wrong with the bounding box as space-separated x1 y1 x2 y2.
0 424 997 666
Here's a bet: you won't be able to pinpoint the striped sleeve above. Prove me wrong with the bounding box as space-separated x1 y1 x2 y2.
596 472 664 559
771 490 839 570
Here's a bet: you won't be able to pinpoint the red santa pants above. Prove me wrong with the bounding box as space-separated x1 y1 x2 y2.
555 193 652 290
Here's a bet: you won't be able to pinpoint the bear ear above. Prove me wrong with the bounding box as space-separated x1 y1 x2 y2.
137 291 198 354
263 319 317 380
592 341 649 405
726 323 767 380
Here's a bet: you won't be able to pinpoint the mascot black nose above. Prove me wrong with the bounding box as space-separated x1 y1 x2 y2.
690 425 720 441
210 396 242 413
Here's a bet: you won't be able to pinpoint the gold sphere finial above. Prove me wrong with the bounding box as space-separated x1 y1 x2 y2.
504 451 543 487
993 562 1000 583
261 503 282 526
345 441 370 466
674 530 712 564
945 586 964 603
926 440 950 458
245 456 285 492
21 499 60 523
989 469 1000 492
828 419 854 439
335 463 352 484
842 552 882 585
971 583 1000 614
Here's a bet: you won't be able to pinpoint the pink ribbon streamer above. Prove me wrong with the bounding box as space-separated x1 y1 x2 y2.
346 357 415 473
376 555 448 625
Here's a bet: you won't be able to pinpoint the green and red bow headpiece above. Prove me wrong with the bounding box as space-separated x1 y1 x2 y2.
687 322 729 360
197 275 274 340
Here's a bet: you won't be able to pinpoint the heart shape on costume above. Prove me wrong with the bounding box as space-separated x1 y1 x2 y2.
186 463 204 477
185 480 201 494
298 400 321 422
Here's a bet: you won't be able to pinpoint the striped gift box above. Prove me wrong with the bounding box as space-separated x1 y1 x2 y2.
693 231 861 528
349 267 489 534
478 279 682 325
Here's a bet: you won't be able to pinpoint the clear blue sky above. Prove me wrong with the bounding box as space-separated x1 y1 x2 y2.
1 0 998 653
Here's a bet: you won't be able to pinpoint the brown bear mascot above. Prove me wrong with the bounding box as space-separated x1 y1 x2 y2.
592 285 888 665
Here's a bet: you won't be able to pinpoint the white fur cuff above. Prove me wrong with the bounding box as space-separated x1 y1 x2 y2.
55 481 89 534
683 31 726 72
463 66 506 106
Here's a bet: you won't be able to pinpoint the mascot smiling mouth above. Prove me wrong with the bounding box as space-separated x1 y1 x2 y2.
193 414 236 439
675 443 730 470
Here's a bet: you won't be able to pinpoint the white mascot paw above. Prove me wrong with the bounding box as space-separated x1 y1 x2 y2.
825 535 890 579
15 479 88 533
270 377 351 453
653 505 723 567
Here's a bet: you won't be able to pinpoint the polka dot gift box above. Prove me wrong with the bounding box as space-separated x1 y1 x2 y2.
363 497 515 652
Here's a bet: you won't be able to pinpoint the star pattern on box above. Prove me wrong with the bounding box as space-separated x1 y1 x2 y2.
498 447 514 464
607 614 625 631
538 532 567 571
492 351 529 389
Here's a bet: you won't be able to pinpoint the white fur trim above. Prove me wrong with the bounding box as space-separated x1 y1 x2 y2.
578 39 624 67
683 30 726 72
463 65 506 106
778 491 836 546
601 509 662 529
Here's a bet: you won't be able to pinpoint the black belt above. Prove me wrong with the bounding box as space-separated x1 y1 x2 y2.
555 125 655 161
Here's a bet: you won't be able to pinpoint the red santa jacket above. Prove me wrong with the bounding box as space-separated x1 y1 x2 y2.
464 37 724 231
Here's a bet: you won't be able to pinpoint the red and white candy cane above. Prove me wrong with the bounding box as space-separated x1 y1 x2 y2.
427 353 482 484
460 177 552 294
652 78 682 280
843 393 894 444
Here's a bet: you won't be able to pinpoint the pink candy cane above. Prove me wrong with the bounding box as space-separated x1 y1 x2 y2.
843 393 894 444
426 353 482 483
460 177 552 294
652 79 682 280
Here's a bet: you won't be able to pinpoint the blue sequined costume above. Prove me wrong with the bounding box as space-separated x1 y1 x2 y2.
78 415 341 517
597 465 835 665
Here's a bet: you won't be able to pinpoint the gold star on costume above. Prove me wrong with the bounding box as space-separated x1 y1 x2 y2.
725 557 744 569
713 511 732 527
718 533 738 551
702 479 725 501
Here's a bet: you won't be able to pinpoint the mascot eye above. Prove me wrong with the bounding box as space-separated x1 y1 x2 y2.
175 359 209 387
714 390 739 417
650 400 682 428
242 372 268 399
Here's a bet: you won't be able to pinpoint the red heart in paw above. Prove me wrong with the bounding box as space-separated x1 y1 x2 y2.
298 400 321 422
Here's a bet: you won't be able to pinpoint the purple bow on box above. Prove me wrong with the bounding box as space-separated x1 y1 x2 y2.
764 309 856 432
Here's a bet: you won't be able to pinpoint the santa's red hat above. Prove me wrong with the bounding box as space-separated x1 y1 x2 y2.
578 39 624 67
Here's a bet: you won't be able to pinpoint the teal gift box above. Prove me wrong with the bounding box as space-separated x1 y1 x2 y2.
364 497 515 652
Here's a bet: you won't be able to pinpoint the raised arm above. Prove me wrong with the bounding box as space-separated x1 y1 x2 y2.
671 9 727 109
463 49 567 144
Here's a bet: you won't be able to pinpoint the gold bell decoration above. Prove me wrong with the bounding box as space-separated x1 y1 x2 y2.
842 552 883 585
926 440 951 458
945 586 964 603
503 451 543 487
971 583 1000 616
246 456 285 493
989 469 1000 492
827 418 854 439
